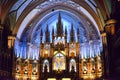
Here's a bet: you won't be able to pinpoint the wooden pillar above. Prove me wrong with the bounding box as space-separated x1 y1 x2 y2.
104 19 116 77
0 24 3 71
95 56 99 77
101 32 109 78
0 24 3 70
0 25 3 52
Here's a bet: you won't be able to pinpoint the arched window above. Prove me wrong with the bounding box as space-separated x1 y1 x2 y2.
69 59 76 72
16 58 21 74
16 58 21 65
83 60 87 74
24 60 29 75
43 59 49 72
53 53 66 71
32 60 38 75
91 58 95 73
97 57 102 72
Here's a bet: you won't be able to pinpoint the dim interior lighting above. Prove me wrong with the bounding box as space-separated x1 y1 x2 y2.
14 1 103 80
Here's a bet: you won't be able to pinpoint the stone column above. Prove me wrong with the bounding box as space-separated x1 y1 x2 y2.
104 19 116 78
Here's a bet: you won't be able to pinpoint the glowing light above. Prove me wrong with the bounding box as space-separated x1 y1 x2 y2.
47 78 56 80
70 59 76 72
45 50 48 54
43 59 49 72
62 78 71 80
53 53 66 71
15 1 103 60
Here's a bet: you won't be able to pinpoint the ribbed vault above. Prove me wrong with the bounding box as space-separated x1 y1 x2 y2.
14 0 103 60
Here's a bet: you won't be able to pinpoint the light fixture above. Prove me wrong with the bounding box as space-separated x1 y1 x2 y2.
62 78 71 80
47 78 56 80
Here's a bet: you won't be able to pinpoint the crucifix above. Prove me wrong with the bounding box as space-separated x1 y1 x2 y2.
58 53 63 58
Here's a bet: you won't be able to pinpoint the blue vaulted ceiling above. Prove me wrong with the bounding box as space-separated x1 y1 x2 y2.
14 1 103 60
21 10 89 44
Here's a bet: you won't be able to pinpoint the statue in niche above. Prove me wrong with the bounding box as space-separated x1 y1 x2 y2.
92 68 95 73
32 69 37 75
16 67 20 74
71 65 75 73
83 66 87 74
54 53 65 71
24 61 28 75
44 64 48 73
32 62 37 75
24 61 28 67
24 69 28 75
16 60 20 65
33 62 36 68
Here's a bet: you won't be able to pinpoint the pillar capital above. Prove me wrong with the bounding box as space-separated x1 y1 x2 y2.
8 35 16 48
101 32 107 45
105 19 116 25
105 19 116 35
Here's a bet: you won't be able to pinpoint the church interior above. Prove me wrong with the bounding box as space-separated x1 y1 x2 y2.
0 0 120 80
